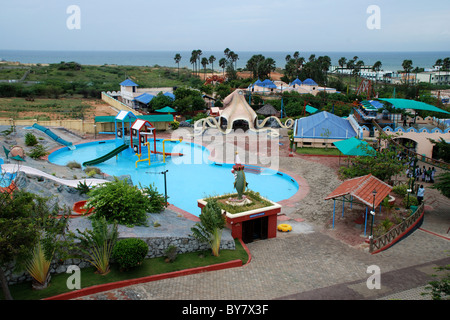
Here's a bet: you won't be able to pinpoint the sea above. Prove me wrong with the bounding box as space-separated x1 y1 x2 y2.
1 50 449 72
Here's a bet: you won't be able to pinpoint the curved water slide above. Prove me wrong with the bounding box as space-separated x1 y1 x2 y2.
82 144 128 167
1 164 108 188
32 123 75 150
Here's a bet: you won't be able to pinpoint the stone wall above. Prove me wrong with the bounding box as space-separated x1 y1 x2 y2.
3 236 235 286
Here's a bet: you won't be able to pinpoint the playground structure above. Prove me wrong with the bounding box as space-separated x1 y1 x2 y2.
194 90 294 136
83 110 183 168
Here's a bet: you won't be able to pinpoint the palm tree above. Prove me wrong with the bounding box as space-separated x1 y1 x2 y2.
320 55 331 85
209 55 216 75
196 49 203 77
285 54 291 63
224 48 231 60
219 58 227 76
201 57 209 80
435 59 443 85
402 59 413 85
229 51 239 70
372 61 382 85
174 53 182 77
443 57 450 71
338 57 347 75
190 50 198 76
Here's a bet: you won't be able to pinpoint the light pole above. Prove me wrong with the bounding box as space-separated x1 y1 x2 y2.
161 170 168 205
370 189 377 252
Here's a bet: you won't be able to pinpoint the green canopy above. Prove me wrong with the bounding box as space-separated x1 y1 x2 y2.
305 105 318 114
378 98 450 114
333 137 375 156
155 106 176 113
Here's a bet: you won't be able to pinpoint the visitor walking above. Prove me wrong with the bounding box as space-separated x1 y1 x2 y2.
417 185 425 205
422 166 426 181
431 167 436 183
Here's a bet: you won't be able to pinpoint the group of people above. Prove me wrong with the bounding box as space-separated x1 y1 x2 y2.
403 156 438 206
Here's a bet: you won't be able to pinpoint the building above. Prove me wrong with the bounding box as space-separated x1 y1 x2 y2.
293 111 359 148
416 71 450 85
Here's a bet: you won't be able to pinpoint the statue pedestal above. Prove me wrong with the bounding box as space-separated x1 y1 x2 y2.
197 194 281 243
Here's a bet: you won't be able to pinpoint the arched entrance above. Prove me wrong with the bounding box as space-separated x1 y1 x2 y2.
393 137 418 153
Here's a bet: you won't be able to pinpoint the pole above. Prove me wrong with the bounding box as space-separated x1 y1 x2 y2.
161 170 168 205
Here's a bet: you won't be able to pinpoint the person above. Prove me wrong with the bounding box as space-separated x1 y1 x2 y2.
417 185 425 205
431 167 436 183
422 166 426 181
426 167 432 183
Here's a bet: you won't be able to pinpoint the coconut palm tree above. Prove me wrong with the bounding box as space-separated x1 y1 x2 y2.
190 50 198 76
209 55 216 75
435 59 443 85
338 57 347 75
196 49 203 77
201 57 209 80
174 53 182 77
402 59 413 85
219 58 227 76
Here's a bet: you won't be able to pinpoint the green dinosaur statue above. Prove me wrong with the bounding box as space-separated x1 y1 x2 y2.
234 167 247 200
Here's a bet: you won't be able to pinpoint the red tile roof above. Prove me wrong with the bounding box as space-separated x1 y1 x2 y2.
325 174 392 208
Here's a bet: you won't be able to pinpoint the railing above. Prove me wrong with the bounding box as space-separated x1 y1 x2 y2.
370 203 424 253
372 120 450 171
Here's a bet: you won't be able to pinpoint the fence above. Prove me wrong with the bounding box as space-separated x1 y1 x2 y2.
370 203 424 253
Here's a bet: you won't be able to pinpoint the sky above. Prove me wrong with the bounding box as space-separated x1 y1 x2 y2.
0 0 449 52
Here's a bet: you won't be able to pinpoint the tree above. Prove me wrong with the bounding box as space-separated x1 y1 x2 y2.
432 172 450 198
0 187 70 299
442 57 450 71
201 57 209 80
219 58 227 76
339 143 408 182
435 59 443 85
208 55 216 75
402 59 413 85
174 53 182 77
191 199 226 257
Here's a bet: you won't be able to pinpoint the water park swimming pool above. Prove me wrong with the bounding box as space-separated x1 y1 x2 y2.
48 139 299 216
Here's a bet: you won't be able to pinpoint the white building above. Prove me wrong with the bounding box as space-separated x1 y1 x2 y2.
416 71 450 85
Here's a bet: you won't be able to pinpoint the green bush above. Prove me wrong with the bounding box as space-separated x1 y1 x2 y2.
27 144 47 159
85 178 164 226
112 238 148 270
25 132 38 146
66 161 81 169
402 195 418 207
392 184 408 196
170 120 180 130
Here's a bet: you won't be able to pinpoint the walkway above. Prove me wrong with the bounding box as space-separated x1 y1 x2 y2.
73 145 449 301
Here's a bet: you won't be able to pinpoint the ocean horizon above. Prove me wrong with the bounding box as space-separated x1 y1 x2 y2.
1 49 449 73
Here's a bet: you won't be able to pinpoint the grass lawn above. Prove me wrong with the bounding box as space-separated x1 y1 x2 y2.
295 147 342 156
1 239 248 300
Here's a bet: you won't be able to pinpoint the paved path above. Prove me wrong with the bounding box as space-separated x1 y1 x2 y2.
75 210 449 301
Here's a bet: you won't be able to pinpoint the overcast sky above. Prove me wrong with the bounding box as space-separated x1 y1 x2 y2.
1 0 449 52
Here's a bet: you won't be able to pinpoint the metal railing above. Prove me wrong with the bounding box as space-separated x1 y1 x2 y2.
370 203 424 253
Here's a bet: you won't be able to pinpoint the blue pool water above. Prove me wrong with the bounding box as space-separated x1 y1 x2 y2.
48 139 299 216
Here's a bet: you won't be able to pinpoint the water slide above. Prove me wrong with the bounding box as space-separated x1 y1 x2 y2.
82 144 128 167
1 164 108 188
32 123 75 150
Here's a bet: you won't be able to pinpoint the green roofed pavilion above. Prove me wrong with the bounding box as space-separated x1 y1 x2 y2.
333 137 375 156
378 98 450 114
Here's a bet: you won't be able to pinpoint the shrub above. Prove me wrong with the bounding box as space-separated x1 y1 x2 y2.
28 144 47 159
392 184 408 196
25 132 38 146
84 166 101 175
170 120 180 130
164 245 178 263
67 161 81 169
402 195 418 207
112 238 148 270
85 178 162 226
